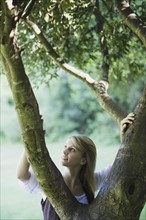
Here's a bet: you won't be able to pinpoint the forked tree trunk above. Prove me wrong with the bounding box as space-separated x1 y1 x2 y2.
1 35 146 220
1 1 146 219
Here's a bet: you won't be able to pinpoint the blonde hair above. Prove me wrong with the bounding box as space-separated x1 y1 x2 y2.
69 135 97 195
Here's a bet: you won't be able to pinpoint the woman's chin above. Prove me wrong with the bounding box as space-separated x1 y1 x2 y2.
60 158 68 165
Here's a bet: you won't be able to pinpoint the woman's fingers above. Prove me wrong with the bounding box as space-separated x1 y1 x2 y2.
120 113 135 141
121 113 135 133
121 113 135 124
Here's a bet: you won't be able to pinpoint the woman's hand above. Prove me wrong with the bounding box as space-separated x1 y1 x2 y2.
120 113 135 142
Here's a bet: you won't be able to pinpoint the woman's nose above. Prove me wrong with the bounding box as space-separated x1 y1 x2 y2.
63 148 68 155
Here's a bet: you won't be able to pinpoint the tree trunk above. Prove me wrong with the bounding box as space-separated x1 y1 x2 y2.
91 87 146 220
1 43 79 220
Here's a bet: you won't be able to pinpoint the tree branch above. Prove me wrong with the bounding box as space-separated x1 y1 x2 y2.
0 2 79 219
89 85 146 220
22 0 36 19
25 18 127 123
115 0 146 48
94 0 110 81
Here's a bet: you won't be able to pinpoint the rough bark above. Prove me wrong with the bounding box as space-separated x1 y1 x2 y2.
89 87 146 220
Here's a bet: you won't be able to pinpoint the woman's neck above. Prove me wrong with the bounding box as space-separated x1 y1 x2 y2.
63 167 83 196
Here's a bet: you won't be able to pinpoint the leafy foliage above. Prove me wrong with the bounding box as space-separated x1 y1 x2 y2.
16 0 146 83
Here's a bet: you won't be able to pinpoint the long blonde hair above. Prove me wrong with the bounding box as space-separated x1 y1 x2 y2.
69 135 97 195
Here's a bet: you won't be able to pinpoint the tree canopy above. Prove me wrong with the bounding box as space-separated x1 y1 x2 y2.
12 0 145 83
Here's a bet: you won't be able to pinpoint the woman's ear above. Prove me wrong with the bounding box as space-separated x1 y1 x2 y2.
80 158 86 165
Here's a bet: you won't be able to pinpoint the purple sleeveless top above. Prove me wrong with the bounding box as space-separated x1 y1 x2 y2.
41 198 60 220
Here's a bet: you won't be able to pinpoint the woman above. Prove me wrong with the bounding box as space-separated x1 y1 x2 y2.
17 113 135 220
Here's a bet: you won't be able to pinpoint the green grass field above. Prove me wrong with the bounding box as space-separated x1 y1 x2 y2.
1 141 146 220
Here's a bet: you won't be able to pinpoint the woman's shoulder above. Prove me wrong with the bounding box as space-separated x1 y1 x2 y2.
94 165 112 189
95 164 112 177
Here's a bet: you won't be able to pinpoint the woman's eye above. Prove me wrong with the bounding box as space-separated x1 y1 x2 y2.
71 148 75 152
64 146 76 152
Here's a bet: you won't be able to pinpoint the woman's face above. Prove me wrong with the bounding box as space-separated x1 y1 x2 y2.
60 138 86 168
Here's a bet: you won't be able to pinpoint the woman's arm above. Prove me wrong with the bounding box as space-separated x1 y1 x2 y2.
120 112 135 142
95 165 112 190
16 150 31 181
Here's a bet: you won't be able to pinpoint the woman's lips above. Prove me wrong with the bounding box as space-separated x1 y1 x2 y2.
61 155 68 161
